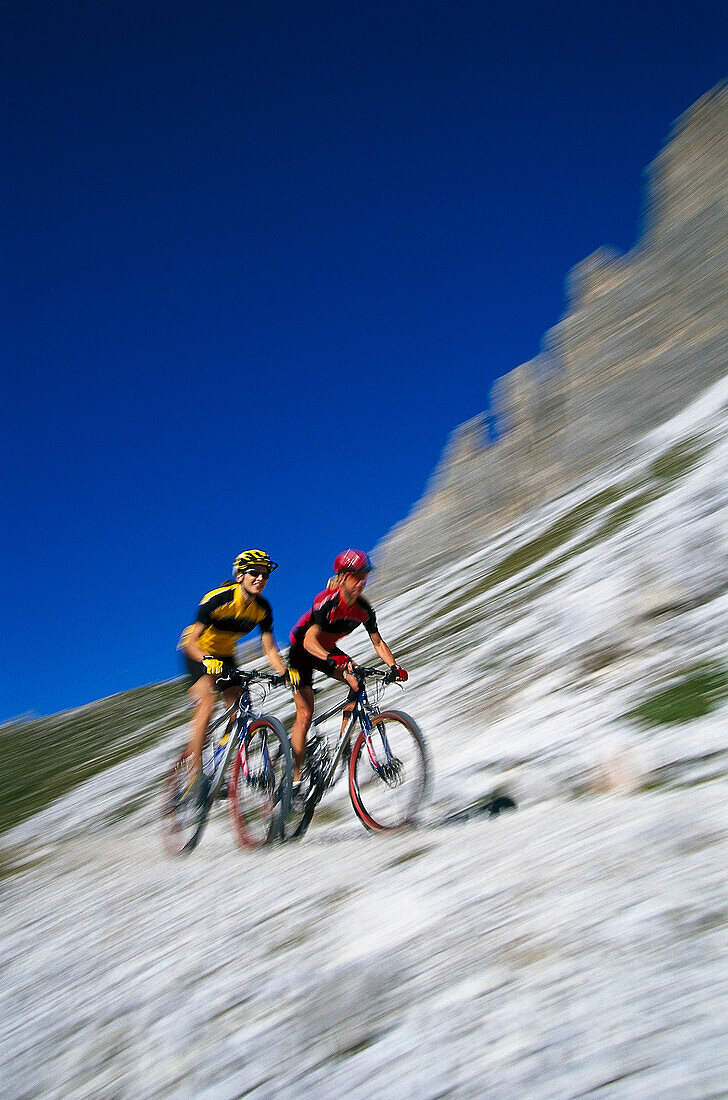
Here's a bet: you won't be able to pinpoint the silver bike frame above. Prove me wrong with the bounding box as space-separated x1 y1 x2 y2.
204 685 256 799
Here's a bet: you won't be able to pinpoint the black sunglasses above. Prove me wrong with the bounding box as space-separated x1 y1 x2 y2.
244 568 270 579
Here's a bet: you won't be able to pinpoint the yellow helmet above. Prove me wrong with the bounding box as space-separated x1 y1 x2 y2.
233 548 278 575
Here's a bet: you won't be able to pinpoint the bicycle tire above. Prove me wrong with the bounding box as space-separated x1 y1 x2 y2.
160 751 210 856
349 710 429 832
285 779 324 841
228 716 293 849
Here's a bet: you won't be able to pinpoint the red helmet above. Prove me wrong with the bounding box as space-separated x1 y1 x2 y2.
333 548 372 574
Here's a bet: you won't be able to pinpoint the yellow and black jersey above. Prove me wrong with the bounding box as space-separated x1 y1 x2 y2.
180 583 274 658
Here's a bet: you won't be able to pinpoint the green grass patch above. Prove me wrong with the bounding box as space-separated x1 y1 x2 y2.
592 485 659 540
625 663 728 728
489 486 623 578
650 436 710 485
0 679 188 835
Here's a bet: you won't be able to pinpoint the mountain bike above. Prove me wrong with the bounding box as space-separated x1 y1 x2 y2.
285 665 429 840
160 669 293 856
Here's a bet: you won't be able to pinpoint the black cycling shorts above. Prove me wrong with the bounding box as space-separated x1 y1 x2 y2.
287 643 346 689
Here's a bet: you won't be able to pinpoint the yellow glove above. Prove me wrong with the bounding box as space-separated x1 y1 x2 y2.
286 667 301 690
203 657 224 676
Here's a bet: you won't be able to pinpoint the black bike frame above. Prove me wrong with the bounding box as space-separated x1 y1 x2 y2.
310 671 397 788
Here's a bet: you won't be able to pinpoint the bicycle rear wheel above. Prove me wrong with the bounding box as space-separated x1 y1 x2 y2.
160 751 209 856
284 777 324 841
228 716 293 848
349 710 428 832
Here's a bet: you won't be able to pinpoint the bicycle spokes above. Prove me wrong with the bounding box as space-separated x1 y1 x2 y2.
349 712 428 832
378 757 404 785
160 752 209 856
363 726 403 785
228 718 293 849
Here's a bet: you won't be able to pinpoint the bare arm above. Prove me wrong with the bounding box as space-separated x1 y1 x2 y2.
303 624 359 690
182 622 208 664
303 624 334 662
260 631 287 677
369 631 397 668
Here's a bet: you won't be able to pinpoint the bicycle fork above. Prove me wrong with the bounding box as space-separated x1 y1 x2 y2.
360 711 403 786
239 732 276 794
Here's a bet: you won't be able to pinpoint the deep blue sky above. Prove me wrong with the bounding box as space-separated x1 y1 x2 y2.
2 1 726 722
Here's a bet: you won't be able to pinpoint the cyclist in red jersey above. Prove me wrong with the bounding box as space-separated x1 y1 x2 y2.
288 549 408 782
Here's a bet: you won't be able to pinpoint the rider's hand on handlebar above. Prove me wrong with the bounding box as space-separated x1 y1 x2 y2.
326 653 360 693
326 653 351 671
203 657 224 676
386 664 408 683
283 667 301 690
203 657 240 688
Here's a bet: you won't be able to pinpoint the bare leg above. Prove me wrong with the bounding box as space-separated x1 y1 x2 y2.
290 686 315 781
187 674 217 775
187 676 239 775
340 701 354 738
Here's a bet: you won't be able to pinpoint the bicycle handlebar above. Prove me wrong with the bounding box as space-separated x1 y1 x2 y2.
350 664 389 680
224 662 393 687
243 669 283 685
221 667 283 687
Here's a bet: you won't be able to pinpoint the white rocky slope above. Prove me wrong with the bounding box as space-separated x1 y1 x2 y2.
2 378 728 1098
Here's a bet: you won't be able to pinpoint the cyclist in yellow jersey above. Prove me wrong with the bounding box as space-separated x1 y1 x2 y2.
179 549 291 804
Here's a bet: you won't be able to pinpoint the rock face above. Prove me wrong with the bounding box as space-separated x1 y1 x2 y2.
374 83 728 597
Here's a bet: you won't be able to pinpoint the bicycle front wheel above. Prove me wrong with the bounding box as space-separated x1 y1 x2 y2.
349 710 429 832
160 751 209 856
228 716 293 849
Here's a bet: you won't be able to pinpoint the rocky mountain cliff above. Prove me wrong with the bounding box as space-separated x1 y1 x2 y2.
373 83 728 598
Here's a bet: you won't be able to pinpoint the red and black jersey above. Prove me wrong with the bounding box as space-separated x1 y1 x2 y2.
290 587 378 651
